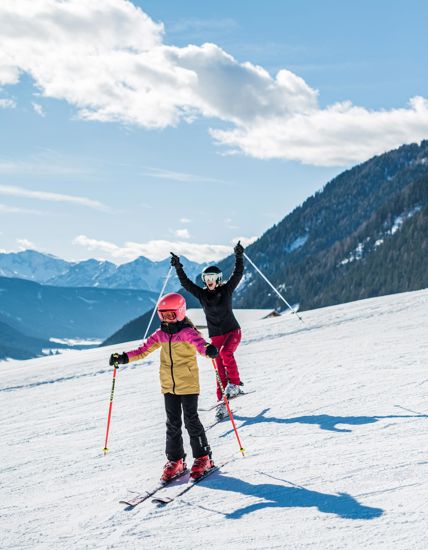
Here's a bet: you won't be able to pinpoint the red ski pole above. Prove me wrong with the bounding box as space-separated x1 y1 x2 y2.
103 362 118 455
211 359 245 457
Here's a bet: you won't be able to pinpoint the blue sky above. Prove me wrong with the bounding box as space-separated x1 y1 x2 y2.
0 0 427 263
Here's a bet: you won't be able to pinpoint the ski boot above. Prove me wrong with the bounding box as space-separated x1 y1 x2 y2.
190 455 214 480
225 382 244 398
161 458 186 482
215 402 227 421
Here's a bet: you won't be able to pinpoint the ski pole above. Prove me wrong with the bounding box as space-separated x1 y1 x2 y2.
143 265 173 341
243 252 303 322
211 359 245 457
103 266 173 456
103 361 118 455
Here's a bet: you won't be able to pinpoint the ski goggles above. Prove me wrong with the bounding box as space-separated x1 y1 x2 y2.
159 310 177 321
202 272 222 285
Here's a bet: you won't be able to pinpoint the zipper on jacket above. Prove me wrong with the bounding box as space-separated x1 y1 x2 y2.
168 334 176 394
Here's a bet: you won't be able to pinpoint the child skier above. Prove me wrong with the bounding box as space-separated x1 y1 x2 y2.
109 292 218 481
170 242 245 420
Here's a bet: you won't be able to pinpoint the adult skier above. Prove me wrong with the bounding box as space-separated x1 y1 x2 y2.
109 293 218 481
170 241 245 420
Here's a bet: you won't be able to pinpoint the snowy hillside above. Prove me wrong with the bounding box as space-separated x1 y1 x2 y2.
1 289 428 549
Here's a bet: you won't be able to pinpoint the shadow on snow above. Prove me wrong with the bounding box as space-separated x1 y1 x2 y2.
219 408 428 435
207 473 384 520
205 407 425 519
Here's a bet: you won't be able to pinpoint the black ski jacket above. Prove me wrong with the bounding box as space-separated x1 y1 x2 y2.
175 255 244 337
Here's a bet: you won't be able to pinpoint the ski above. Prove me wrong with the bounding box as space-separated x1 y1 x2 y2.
205 414 231 432
152 461 227 506
119 468 188 508
199 390 256 412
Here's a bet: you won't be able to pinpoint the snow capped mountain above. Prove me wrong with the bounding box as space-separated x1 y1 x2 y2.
0 249 69 282
97 256 204 293
0 250 203 292
48 259 117 287
1 289 427 549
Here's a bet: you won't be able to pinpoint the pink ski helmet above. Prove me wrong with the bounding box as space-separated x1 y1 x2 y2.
157 292 186 322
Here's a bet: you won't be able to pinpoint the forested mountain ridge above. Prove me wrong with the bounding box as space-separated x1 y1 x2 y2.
225 140 428 310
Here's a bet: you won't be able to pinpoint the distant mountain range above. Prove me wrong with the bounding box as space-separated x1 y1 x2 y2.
0 252 203 360
102 140 428 345
0 251 203 293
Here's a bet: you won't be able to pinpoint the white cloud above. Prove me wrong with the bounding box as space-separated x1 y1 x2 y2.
0 202 46 215
175 228 190 239
73 234 231 263
1 1 427 166
0 184 108 210
0 150 94 176
211 96 428 166
142 166 227 184
180 217 191 224
32 102 45 117
0 98 16 109
231 236 258 247
0 160 82 175
17 238 35 250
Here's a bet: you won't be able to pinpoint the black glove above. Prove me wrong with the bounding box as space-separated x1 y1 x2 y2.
109 352 129 367
234 240 244 257
205 344 219 359
170 252 182 268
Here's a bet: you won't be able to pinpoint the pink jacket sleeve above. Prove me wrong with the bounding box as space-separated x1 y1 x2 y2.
126 330 161 362
185 328 209 355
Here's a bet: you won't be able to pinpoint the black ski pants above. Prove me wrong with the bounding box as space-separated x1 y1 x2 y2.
164 393 210 461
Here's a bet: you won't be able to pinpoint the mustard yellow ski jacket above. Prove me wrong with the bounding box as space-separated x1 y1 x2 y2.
126 324 209 395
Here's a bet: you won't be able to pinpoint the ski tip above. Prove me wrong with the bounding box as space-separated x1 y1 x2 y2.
152 496 173 505
119 500 136 507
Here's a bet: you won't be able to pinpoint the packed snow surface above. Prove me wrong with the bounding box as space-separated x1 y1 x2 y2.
1 289 428 549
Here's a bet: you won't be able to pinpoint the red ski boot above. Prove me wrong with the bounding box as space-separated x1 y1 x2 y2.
190 455 214 480
161 458 186 482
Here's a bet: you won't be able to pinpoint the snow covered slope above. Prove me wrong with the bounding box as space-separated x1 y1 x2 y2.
1 289 428 550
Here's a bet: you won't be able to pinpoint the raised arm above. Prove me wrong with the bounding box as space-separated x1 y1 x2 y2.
225 241 244 292
170 252 204 299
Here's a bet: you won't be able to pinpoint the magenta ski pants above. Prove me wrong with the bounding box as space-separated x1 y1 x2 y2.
211 328 242 401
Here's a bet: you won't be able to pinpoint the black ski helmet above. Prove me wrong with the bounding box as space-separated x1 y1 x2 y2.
201 265 223 286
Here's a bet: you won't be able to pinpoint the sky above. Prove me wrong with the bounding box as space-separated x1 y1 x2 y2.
0 0 427 263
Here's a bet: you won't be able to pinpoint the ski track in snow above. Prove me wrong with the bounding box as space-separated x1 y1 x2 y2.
1 289 428 549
